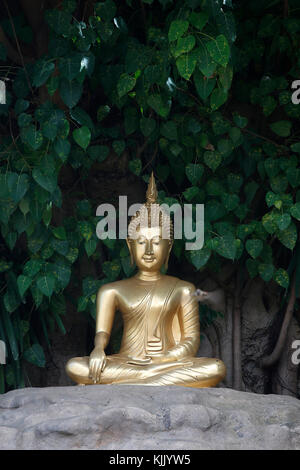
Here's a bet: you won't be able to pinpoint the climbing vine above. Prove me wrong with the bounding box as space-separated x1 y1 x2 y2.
0 0 300 392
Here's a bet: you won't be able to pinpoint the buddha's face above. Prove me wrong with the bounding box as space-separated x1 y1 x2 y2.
127 226 172 272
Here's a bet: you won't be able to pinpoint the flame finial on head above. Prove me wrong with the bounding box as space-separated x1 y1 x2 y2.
145 171 158 206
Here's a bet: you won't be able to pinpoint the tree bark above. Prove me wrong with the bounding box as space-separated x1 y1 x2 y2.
260 276 296 368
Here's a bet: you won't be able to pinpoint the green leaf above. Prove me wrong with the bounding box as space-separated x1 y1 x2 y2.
258 263 274 282
41 109 65 141
217 139 234 157
88 145 109 162
276 213 291 231
52 226 67 240
47 75 59 95
97 105 110 122
32 60 55 87
183 186 200 201
246 258 259 278
168 20 189 42
185 163 204 185
59 79 82 108
197 43 217 77
189 11 209 30
17 275 32 298
65 247 79 263
289 202 300 221
18 113 32 128
189 247 211 269
262 95 277 116
84 239 97 257
95 0 116 21
54 138 71 162
176 50 198 80
206 35 230 67
45 9 73 36
112 140 125 156
53 310 66 335
70 107 95 132
47 261 71 289
233 114 248 128
0 260 13 273
58 55 82 81
129 158 142 176
210 88 228 110
147 94 171 118
246 239 263 259
23 344 45 367
121 256 136 277
221 193 239 211
274 268 289 288
194 70 216 100
20 125 43 150
73 126 91 150
213 232 237 260
23 259 43 278
140 117 156 137
229 127 242 145
277 221 297 250
7 172 29 203
15 99 29 115
270 120 292 137
160 121 177 140
174 35 196 58
286 167 300 188
102 260 121 281
78 296 89 312
37 275 56 297
117 74 136 98
32 169 57 193
262 212 277 234
78 221 93 241
204 151 222 172
290 143 300 153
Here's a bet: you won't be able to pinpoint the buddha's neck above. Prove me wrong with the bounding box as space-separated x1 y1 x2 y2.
135 271 162 282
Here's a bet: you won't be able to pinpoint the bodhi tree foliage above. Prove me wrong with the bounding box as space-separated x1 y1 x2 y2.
0 0 300 394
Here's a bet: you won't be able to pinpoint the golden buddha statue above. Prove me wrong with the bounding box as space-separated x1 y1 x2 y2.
66 173 226 387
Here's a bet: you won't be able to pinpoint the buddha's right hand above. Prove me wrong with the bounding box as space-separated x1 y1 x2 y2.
89 347 107 383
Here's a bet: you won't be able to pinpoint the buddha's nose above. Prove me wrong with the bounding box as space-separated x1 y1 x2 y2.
145 240 154 255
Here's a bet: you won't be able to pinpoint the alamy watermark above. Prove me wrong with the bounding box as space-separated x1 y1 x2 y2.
0 80 6 105
95 197 204 251
291 340 300 365
291 80 300 104
0 340 6 365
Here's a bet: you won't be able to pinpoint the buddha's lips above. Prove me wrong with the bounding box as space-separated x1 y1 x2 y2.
142 257 155 262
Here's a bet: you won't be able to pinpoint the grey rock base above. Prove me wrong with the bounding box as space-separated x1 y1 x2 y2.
0 385 300 450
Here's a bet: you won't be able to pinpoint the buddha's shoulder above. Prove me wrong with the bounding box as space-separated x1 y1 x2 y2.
96 277 134 295
163 275 196 295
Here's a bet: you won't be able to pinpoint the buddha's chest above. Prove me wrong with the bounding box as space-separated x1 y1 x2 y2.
118 284 179 324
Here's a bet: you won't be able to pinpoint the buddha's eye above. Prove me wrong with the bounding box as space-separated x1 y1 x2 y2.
138 239 146 245
152 238 160 245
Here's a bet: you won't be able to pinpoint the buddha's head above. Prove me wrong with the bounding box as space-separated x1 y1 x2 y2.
126 173 173 272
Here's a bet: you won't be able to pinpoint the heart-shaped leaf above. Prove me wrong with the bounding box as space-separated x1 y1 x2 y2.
73 126 91 150
206 34 230 67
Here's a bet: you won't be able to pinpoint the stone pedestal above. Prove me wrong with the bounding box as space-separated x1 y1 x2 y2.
0 385 299 450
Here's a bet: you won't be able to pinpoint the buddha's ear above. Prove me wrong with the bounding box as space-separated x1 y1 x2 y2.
126 238 135 266
164 240 173 270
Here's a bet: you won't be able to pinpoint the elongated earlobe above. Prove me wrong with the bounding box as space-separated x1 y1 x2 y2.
126 238 135 266
130 251 135 267
164 242 173 271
